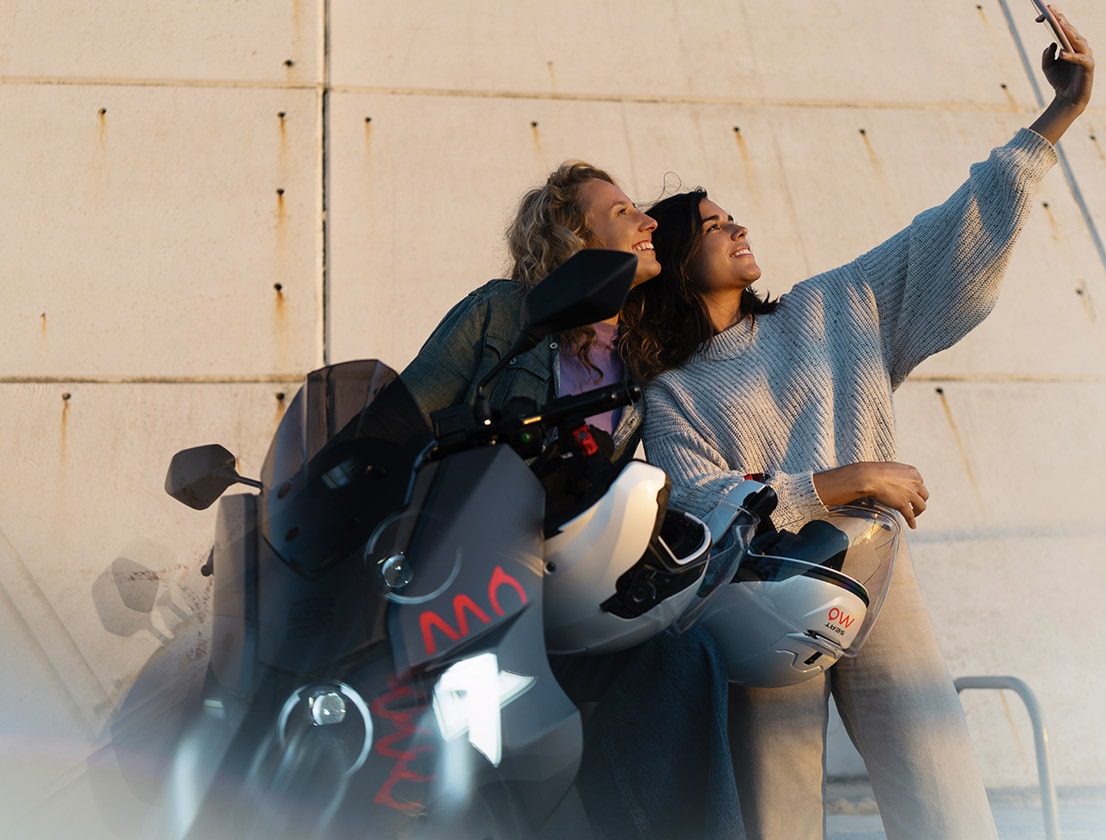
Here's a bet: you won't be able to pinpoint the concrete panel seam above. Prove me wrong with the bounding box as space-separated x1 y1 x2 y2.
0 75 323 91
321 0 332 365
905 373 1106 384
0 376 312 385
323 84 1084 115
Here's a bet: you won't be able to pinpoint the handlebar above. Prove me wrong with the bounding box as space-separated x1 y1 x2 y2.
429 380 643 459
499 381 642 436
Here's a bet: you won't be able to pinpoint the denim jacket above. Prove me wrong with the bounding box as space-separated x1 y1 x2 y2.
400 279 642 460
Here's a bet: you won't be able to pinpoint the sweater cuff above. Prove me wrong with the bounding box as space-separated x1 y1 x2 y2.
771 471 829 530
1008 127 1060 180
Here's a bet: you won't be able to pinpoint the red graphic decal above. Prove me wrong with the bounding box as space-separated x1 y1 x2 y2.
370 679 434 813
487 565 528 615
419 565 529 655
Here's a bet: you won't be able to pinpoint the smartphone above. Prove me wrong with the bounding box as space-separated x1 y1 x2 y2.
1029 0 1074 53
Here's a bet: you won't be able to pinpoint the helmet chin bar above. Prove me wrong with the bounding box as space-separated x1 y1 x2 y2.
600 508 712 619
600 562 702 619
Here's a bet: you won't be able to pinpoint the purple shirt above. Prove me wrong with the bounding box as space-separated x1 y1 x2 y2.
558 321 624 435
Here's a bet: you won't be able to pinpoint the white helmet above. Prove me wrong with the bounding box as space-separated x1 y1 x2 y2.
698 498 901 687
542 460 717 655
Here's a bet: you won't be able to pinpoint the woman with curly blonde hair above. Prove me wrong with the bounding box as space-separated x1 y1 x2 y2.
404 159 659 451
401 162 748 840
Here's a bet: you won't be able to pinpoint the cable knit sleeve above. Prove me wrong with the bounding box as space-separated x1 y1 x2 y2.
644 376 826 527
856 128 1056 387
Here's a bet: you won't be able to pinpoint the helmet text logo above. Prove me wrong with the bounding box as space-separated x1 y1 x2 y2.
827 606 855 628
826 606 855 633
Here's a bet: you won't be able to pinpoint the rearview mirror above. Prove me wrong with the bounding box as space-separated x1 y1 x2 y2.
165 444 259 510
520 249 637 336
478 249 637 390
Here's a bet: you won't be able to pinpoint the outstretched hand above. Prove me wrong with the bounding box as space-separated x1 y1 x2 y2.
1031 7 1095 144
1041 7 1094 111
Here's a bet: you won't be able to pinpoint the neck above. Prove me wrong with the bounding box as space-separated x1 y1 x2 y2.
702 290 744 333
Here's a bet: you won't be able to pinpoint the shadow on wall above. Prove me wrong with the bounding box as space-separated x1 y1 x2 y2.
88 554 210 836
93 556 174 643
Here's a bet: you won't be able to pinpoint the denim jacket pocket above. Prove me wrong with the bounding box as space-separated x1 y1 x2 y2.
486 343 555 409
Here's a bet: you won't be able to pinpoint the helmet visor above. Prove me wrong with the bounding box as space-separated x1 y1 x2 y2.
744 500 900 656
674 503 759 632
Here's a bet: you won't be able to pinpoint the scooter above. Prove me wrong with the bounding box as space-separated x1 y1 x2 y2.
135 250 659 840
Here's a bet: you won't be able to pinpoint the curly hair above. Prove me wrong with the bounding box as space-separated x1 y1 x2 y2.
619 188 777 383
505 161 618 375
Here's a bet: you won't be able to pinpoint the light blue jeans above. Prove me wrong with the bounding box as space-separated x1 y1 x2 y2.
728 540 998 840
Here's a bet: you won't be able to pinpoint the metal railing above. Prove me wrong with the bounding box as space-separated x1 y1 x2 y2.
955 675 1061 840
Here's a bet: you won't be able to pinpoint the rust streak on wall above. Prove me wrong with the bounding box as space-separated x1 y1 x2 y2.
1076 281 1097 322
1041 201 1064 244
935 386 986 512
530 120 547 172
274 390 287 428
858 128 886 186
59 391 71 467
1091 131 1106 164
92 107 109 195
732 127 761 201
364 116 373 161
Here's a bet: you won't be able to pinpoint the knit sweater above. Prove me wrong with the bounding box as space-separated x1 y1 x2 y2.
643 128 1057 529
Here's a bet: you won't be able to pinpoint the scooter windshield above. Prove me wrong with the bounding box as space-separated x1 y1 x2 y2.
259 361 434 575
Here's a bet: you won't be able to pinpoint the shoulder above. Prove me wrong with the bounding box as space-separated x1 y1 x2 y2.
784 256 867 302
425 278 525 338
646 359 712 402
452 278 526 315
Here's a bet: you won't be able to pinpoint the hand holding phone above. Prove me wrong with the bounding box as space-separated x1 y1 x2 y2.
1030 0 1074 53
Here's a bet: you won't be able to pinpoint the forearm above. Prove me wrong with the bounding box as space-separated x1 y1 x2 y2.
1029 95 1087 145
812 462 928 529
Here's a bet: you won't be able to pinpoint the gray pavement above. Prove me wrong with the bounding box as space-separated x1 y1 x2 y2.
826 782 1106 839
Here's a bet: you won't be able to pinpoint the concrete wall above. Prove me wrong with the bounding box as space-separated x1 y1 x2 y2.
2 1 1104 835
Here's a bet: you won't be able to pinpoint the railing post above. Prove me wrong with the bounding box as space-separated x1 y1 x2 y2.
954 675 1061 840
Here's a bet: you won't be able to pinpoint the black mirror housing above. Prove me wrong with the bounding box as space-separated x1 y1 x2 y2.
478 249 637 391
519 249 637 336
165 444 243 510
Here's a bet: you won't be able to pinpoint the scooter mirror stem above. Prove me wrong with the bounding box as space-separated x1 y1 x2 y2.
221 467 263 490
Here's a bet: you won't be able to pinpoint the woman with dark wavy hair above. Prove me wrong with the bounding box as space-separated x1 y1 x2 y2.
623 11 1093 840
618 187 777 384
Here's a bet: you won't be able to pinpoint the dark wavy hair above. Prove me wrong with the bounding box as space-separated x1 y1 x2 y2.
619 188 777 382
